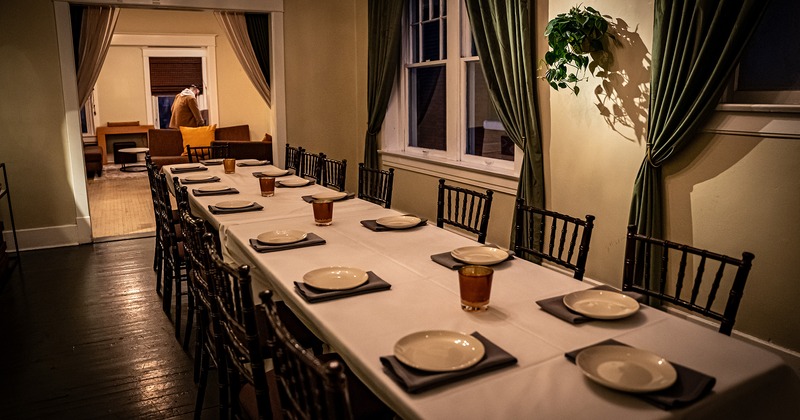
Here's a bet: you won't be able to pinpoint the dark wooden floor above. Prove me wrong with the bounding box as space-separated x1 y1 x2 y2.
0 238 218 419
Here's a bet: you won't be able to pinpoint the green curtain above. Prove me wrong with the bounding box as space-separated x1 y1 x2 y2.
364 0 405 168
630 0 769 241
465 0 545 248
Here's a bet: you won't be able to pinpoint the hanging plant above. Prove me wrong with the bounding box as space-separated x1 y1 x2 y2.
543 5 611 95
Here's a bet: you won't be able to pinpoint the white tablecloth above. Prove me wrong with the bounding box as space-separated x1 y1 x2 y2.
174 164 800 419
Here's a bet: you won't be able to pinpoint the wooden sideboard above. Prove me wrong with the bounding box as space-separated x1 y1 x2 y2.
96 124 154 164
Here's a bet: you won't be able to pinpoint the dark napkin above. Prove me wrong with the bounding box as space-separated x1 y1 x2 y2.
192 187 239 197
180 176 221 185
301 192 356 203
565 339 716 410
170 166 209 174
237 160 270 167
380 332 518 394
430 250 514 270
249 232 326 253
207 202 264 215
360 217 428 232
200 160 223 166
294 271 391 303
536 285 645 324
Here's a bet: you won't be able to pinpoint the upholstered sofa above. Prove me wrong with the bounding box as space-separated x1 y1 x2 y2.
147 124 272 167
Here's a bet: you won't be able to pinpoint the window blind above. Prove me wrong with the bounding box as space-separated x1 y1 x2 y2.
149 57 203 95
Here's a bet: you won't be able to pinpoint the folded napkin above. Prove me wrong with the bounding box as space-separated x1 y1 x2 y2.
360 217 428 232
249 232 326 253
294 271 391 303
207 202 264 215
536 285 645 324
170 166 208 174
200 160 223 166
565 339 716 410
192 187 239 197
237 160 270 167
430 251 514 270
301 192 356 203
380 332 518 394
180 176 221 185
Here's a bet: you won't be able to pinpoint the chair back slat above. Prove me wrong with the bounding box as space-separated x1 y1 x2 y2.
259 290 354 420
285 144 303 172
186 144 229 162
622 225 755 335
321 157 347 191
437 179 493 244
299 150 325 183
357 163 394 208
208 241 272 419
514 198 595 280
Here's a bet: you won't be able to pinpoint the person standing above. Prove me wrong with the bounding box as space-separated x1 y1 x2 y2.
169 84 205 128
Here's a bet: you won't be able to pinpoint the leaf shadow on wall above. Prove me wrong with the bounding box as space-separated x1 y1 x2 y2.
591 18 651 144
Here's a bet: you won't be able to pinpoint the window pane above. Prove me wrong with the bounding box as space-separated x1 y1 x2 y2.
410 0 419 24
411 23 420 63
738 0 799 91
422 0 429 20
409 66 446 151
466 62 512 161
422 21 441 61
432 0 440 18
156 96 175 129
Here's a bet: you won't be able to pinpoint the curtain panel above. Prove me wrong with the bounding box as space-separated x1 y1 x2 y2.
465 0 545 250
630 0 769 240
215 12 272 107
73 5 119 107
364 0 405 168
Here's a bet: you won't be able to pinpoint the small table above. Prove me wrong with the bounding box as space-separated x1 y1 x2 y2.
118 147 149 172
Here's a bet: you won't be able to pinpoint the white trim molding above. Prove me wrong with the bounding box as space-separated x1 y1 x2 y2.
705 105 800 140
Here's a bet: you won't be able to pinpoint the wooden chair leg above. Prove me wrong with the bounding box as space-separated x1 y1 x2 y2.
162 260 173 316
174 264 182 341
194 341 210 420
183 287 195 350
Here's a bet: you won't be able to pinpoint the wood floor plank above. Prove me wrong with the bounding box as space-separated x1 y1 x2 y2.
0 237 215 419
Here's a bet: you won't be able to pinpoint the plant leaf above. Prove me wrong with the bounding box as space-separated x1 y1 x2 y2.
574 85 581 95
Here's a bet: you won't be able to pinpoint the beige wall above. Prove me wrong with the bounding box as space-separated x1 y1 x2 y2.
283 0 364 192
0 0 77 231
95 9 271 140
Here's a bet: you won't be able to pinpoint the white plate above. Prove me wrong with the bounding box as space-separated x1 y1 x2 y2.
238 159 269 166
280 178 311 187
173 163 203 169
257 230 308 245
563 290 640 320
184 175 216 182
303 266 369 290
376 215 422 229
575 345 677 393
394 331 485 372
197 185 230 192
450 246 509 265
215 200 255 210
201 158 224 164
261 167 290 177
312 191 348 201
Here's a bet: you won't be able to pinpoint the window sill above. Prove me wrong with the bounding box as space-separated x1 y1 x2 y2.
380 151 519 195
703 104 800 140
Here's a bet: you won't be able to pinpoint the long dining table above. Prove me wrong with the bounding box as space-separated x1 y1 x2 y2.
165 162 800 419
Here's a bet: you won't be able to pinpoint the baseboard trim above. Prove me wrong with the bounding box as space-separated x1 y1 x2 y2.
3 224 80 251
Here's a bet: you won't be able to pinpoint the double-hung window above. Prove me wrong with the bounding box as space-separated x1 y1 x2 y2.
385 0 520 181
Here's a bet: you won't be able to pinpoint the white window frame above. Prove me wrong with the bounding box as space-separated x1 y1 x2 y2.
381 0 521 194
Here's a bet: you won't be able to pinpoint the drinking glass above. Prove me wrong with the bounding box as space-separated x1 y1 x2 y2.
223 158 236 174
259 176 275 197
458 265 493 311
312 199 333 226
